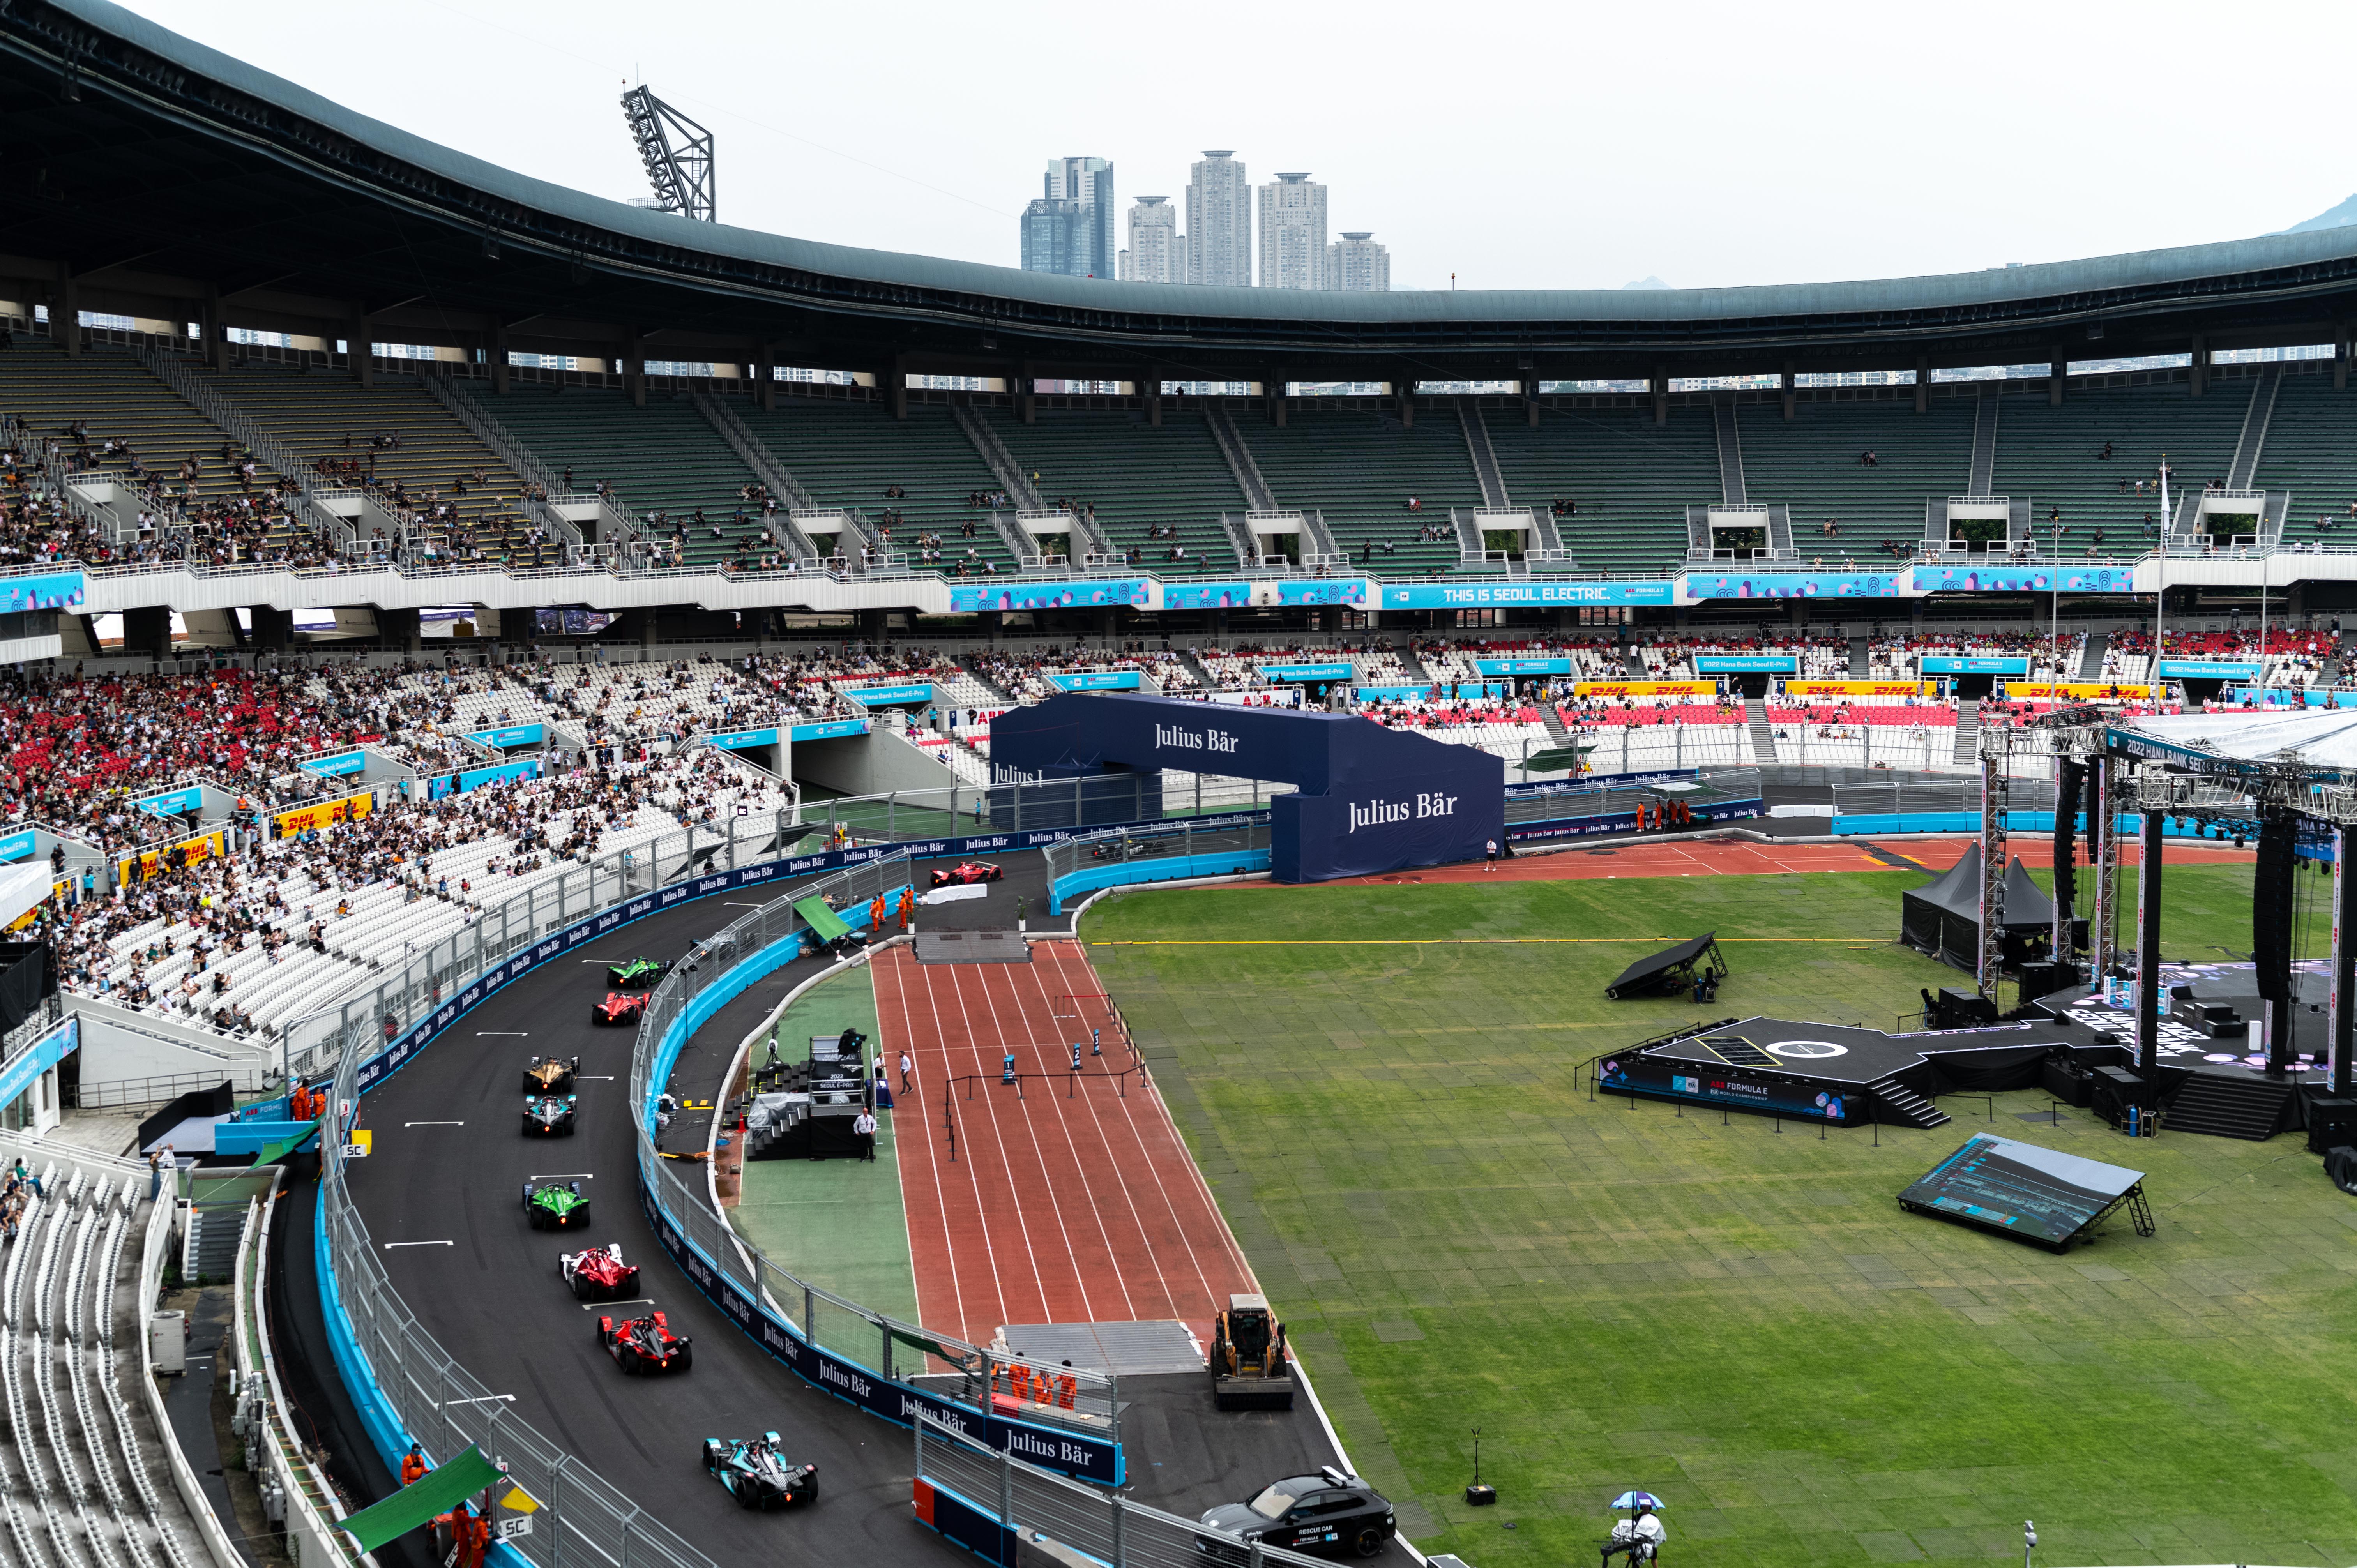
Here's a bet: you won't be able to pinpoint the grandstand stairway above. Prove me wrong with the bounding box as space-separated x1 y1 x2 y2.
1203 403 1282 512
184 1204 245 1283
1967 392 2000 497
2164 1072 2293 1141
2079 633 2109 681
1849 635 1871 678
1623 645 1648 679
2007 497 2034 552
1765 503 1795 558
1865 1075 1952 1130
1745 697 1778 762
1952 698 1979 765
1713 401 1747 505
1458 403 1512 508
2227 364 2283 492
1537 703 1571 747
690 392 824 566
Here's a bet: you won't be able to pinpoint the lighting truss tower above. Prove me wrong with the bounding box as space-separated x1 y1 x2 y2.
620 87 715 222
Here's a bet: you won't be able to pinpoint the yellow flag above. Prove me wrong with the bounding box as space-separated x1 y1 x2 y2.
500 1487 539 1515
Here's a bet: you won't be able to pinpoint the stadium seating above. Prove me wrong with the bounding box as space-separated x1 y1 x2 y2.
212 366 549 565
1485 404 1717 575
461 387 766 567
2254 370 2357 548
1242 405 1481 574
1738 397 1977 561
0 342 318 561
1991 379 2248 547
979 407 1245 571
0 1158 210 1568
741 399 1019 575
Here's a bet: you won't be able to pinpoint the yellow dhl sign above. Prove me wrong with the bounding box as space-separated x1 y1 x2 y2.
1785 680 1937 698
2005 682 2153 701
117 830 227 886
273 791 374 839
1571 681 1718 699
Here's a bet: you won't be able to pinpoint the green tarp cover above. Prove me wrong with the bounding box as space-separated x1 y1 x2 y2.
336 1445 502 1551
794 897 852 942
247 1126 319 1168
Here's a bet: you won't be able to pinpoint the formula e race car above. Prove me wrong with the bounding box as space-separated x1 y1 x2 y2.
597 1309 691 1374
607 956 666 989
592 990 649 1026
522 1093 577 1137
928 860 1003 888
559 1243 641 1302
524 1180 591 1230
521 1054 580 1093
702 1433 817 1509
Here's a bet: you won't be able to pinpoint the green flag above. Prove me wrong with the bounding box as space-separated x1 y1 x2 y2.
335 1444 503 1552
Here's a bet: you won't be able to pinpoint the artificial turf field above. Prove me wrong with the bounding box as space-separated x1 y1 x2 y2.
1085 858 2357 1568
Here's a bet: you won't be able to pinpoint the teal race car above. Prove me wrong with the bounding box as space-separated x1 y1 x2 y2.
607 957 666 989
524 1180 592 1230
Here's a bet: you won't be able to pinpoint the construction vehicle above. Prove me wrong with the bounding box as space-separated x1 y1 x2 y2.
1208 1293 1295 1410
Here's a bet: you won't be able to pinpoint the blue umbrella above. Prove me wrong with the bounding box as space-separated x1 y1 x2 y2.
1611 1492 1663 1511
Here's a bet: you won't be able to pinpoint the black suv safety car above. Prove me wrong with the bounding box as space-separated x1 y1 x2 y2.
1198 1467 1396 1560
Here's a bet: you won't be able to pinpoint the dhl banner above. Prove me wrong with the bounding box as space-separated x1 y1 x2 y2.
1572 681 1717 699
1785 680 1936 698
2005 682 2153 701
274 791 375 839
117 830 226 887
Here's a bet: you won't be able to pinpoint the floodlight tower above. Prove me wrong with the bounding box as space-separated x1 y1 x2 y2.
620 86 715 222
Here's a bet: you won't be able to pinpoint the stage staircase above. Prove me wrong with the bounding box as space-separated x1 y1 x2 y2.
1745 696 1778 762
1952 697 1980 764
2164 1072 2293 1141
1866 1075 1952 1130
2078 633 2108 682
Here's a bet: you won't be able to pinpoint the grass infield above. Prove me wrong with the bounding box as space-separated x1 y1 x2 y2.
1085 861 2357 1568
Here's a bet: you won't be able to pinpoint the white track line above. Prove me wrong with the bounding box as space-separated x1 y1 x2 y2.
946 959 1076 1324
982 958 1133 1324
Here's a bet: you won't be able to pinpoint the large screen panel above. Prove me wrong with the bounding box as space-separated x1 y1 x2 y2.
1898 1134 2143 1246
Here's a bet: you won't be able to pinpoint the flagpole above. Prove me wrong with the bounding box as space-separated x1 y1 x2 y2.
2156 453 2169 710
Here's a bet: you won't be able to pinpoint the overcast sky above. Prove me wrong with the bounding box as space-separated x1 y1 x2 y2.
117 0 2356 296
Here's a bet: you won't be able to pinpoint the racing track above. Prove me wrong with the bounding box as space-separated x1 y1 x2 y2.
332 845 1377 1568
341 892 965 1567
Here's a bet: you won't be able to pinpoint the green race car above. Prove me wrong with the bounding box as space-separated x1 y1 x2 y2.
524 1179 591 1230
607 957 666 990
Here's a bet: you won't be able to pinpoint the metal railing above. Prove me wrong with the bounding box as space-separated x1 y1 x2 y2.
1041 816 1273 893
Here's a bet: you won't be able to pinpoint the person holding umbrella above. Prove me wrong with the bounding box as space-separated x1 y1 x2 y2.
1602 1492 1667 1566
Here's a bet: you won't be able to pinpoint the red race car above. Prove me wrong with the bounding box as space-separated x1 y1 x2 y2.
560 1243 641 1302
928 860 1004 888
597 1309 692 1374
592 991 649 1026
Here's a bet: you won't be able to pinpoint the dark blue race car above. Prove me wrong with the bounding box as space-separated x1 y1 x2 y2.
701 1432 816 1508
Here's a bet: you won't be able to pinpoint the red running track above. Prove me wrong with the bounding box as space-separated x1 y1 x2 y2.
874 938 1257 1348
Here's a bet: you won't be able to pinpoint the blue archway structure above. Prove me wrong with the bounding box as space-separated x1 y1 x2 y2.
990 693 1504 883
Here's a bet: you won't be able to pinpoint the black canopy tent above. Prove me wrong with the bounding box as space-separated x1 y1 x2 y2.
1900 844 2057 971
1605 931 1728 1000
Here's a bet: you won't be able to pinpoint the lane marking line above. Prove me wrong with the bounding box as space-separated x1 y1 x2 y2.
385 1241 454 1249
404 1121 465 1127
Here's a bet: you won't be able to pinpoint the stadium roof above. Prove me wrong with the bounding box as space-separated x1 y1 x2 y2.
10 0 2357 382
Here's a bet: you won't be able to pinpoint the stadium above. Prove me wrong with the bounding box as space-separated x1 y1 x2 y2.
3 5 2357 1568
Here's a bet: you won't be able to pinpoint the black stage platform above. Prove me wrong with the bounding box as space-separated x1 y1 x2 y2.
1601 962 2337 1137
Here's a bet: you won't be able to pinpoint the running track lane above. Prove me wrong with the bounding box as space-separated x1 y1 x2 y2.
875 939 1257 1349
